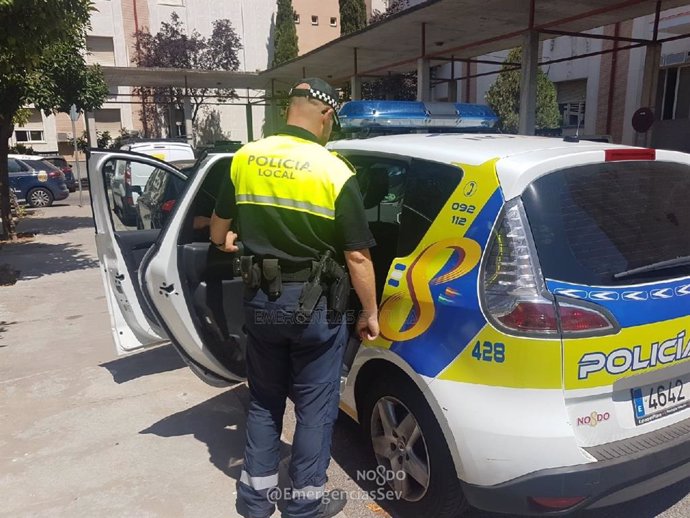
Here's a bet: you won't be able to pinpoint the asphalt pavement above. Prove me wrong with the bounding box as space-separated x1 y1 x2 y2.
1 193 689 518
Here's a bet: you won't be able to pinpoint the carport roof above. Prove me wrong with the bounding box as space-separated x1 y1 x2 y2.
263 0 690 87
101 0 689 93
101 66 268 90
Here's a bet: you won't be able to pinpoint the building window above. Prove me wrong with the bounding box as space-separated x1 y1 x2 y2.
15 130 45 142
85 36 116 66
555 79 587 130
658 66 690 121
311 15 319 25
14 108 45 143
330 17 337 27
94 108 123 134
559 102 586 129
294 13 300 24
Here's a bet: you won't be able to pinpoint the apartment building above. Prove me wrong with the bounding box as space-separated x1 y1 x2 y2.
293 0 341 55
10 0 278 157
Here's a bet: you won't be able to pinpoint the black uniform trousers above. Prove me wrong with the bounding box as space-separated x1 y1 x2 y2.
237 282 348 518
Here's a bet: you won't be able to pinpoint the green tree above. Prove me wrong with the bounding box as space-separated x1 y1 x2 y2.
133 13 242 135
0 0 108 240
370 0 407 23
485 47 561 134
273 0 299 67
339 0 367 35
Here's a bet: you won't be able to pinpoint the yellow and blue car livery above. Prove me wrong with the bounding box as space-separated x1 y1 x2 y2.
330 132 690 515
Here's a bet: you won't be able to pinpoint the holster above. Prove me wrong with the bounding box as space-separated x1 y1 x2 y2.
261 258 282 300
240 255 261 289
327 264 350 314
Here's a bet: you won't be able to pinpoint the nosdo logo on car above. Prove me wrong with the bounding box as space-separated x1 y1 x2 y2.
578 330 690 379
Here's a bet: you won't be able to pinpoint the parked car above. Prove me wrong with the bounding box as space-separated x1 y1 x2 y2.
111 140 195 226
88 102 690 517
8 154 69 208
41 154 78 192
135 159 196 230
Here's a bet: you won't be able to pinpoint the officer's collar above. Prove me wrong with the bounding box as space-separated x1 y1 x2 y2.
278 125 321 145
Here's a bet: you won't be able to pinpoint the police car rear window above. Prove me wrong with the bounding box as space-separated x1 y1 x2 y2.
522 161 690 286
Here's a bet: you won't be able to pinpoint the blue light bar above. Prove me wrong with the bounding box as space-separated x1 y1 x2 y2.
337 100 499 132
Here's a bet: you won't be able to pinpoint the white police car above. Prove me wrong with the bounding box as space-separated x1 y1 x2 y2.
88 101 690 516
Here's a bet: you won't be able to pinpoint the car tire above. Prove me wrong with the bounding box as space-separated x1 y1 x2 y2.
26 187 54 208
361 372 468 518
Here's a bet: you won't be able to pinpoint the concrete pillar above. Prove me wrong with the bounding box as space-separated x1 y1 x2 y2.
350 76 362 100
417 58 431 102
245 103 254 142
85 112 98 147
639 43 661 147
448 80 458 102
182 97 193 143
519 30 539 135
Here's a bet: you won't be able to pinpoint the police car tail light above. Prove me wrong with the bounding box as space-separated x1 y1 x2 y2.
557 302 613 333
481 200 559 336
482 200 616 336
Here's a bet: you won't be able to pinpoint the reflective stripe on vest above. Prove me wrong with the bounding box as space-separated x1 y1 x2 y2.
230 135 353 221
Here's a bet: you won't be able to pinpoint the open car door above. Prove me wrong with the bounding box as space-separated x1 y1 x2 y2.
88 150 245 385
88 150 171 354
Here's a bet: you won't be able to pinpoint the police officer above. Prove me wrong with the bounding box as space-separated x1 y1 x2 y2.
209 78 379 518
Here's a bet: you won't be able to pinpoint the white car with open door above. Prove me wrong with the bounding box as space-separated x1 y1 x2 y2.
89 100 690 517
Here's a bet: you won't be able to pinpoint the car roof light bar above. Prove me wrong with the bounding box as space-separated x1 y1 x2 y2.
337 100 499 132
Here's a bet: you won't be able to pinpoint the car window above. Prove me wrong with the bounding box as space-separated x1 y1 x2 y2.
8 159 24 173
104 158 185 231
22 159 58 171
344 155 408 225
522 161 690 286
398 158 463 256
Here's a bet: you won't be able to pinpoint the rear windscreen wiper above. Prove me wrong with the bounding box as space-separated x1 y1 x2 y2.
613 255 690 280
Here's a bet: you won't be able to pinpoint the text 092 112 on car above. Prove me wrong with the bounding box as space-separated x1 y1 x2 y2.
88 101 690 517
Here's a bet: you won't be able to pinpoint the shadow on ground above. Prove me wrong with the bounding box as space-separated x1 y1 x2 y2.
17 215 95 236
141 387 254 479
100 344 187 383
0 241 98 280
331 413 403 517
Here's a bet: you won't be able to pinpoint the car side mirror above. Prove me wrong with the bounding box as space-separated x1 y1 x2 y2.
131 185 143 195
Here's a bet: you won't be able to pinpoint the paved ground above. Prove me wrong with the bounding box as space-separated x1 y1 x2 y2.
1 194 690 518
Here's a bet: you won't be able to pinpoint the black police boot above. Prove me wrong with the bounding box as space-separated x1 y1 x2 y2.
316 489 347 518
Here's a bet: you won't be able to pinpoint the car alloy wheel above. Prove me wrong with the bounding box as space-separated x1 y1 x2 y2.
370 395 431 502
28 188 53 208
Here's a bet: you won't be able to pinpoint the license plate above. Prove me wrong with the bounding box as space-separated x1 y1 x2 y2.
631 377 690 425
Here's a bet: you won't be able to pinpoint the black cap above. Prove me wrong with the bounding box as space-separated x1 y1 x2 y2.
288 77 340 128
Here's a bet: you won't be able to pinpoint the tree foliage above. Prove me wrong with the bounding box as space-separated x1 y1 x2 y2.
272 0 299 67
370 0 407 23
133 12 242 135
0 0 108 239
485 47 561 134
339 0 367 35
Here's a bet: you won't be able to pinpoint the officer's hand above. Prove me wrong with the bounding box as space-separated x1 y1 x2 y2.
222 230 239 253
357 311 379 341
